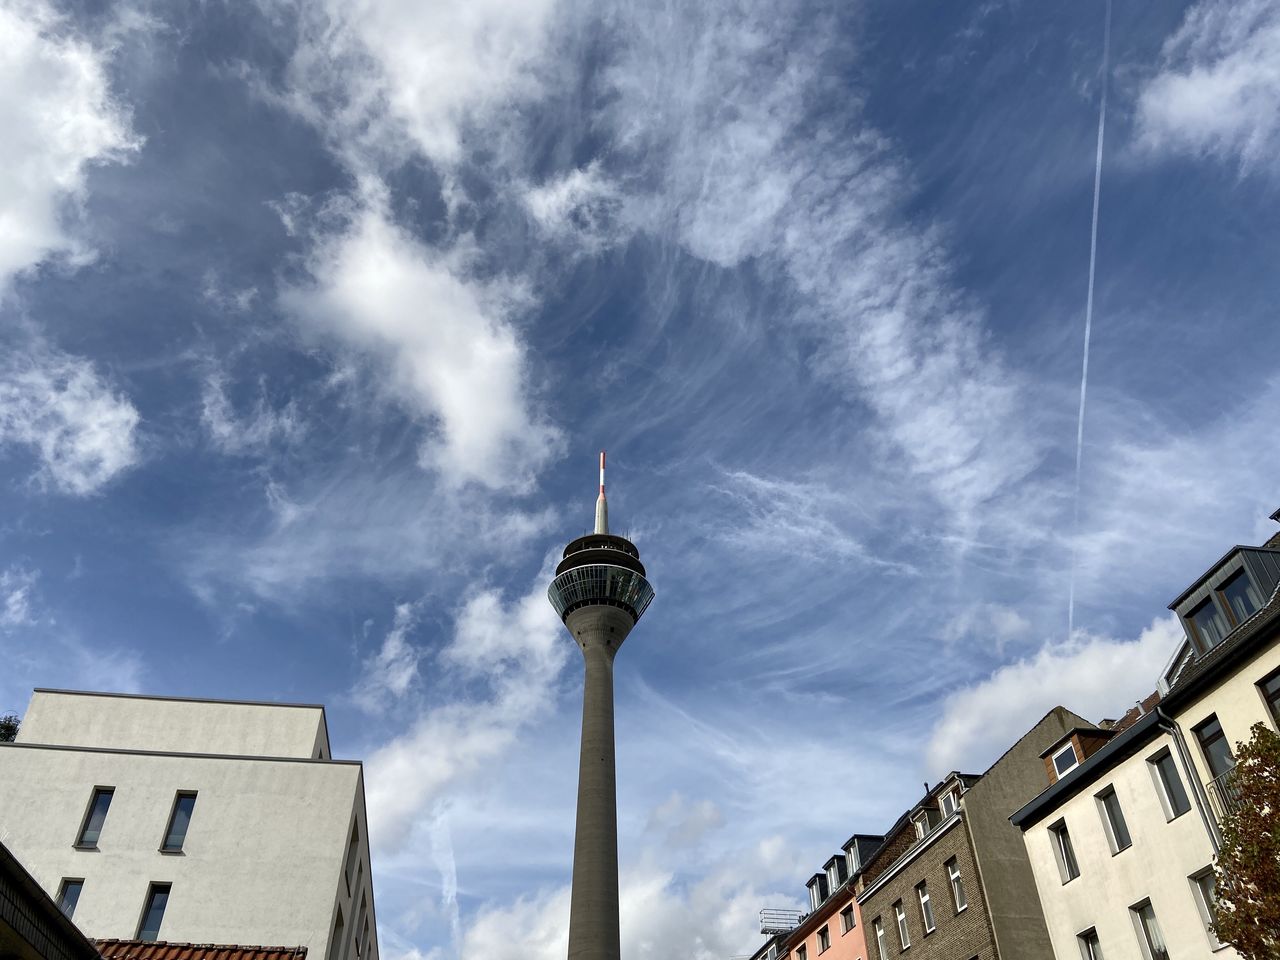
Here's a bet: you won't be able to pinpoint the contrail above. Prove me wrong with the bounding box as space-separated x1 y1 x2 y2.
1068 0 1111 642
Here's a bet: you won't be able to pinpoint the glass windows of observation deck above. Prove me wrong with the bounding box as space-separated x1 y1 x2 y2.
1188 598 1229 651
1219 570 1262 623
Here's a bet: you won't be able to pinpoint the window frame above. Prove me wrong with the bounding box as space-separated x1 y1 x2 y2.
57 878 84 918
1129 899 1169 960
136 882 172 941
1095 786 1132 854
1188 868 1224 950
1259 665 1280 730
1049 819 1080 883
1217 569 1261 625
1076 927 1103 960
916 881 935 934
160 791 198 853
893 899 910 950
939 788 959 818
74 787 115 849
873 918 886 960
345 822 361 894
1052 742 1080 778
796 944 807 960
817 925 830 954
1193 715 1236 780
839 904 855 935
1187 597 1229 652
1147 749 1192 821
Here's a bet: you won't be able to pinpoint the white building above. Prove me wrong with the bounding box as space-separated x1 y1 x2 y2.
0 690 378 960
1012 523 1280 960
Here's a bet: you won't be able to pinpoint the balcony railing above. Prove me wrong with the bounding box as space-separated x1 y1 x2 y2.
1206 768 1241 821
759 909 804 935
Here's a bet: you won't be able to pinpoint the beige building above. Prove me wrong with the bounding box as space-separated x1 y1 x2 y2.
1012 524 1280 960
0 690 377 960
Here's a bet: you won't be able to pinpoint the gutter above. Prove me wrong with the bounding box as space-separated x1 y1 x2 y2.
1153 706 1221 853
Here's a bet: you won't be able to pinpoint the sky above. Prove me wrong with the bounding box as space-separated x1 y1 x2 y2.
1 0 1279 956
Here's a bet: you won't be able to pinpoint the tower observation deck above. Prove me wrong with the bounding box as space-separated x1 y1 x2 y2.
548 452 654 960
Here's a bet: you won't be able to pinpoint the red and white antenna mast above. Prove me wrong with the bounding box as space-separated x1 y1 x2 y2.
594 450 609 535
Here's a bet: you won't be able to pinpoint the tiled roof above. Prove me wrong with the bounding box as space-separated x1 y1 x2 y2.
1108 690 1162 733
96 941 307 960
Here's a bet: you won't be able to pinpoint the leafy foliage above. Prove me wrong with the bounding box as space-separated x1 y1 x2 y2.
1214 722 1280 959
0 714 18 742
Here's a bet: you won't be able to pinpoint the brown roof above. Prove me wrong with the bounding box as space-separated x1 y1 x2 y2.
1107 690 1162 733
96 942 307 960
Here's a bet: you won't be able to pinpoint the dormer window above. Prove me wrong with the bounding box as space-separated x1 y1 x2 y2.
1218 570 1262 624
912 813 928 839
1051 742 1079 778
940 788 960 817
1188 597 1230 651
845 846 860 875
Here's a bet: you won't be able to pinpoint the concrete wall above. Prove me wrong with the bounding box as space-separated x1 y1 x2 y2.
18 692 328 760
1020 730 1230 960
0 743 369 960
964 707 1085 960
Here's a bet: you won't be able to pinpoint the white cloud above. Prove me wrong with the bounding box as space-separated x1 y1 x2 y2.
278 191 562 491
364 567 568 853
523 163 626 254
0 566 38 627
0 0 139 288
354 603 424 713
1136 0 1280 171
926 615 1184 775
941 603 1033 655
200 372 304 455
645 791 724 849
0 343 141 495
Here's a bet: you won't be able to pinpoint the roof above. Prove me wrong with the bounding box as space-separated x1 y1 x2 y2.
1166 545 1280 609
0 840 101 960
1106 691 1162 734
96 942 307 960
1038 726 1114 760
1164 580 1280 703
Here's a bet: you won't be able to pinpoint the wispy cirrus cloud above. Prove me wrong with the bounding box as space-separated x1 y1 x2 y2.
353 603 425 713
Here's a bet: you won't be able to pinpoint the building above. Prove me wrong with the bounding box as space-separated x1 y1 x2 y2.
546 453 655 960
0 690 376 960
1 839 102 960
857 708 1090 960
1012 518 1280 960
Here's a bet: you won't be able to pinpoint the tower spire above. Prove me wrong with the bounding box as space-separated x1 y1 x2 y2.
594 450 609 535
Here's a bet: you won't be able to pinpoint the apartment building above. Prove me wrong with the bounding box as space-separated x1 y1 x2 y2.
1012 520 1280 960
0 690 377 960
1 839 102 960
858 708 1090 960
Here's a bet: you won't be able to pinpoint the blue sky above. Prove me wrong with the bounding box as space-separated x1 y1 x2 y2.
2 0 1279 956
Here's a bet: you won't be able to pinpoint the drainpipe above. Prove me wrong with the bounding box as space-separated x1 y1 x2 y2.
1154 706 1220 853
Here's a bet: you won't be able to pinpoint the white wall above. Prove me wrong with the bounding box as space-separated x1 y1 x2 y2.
1020 730 1233 960
0 743 370 960
18 691 328 760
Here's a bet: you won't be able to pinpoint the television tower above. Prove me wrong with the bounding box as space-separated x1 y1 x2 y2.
547 452 655 960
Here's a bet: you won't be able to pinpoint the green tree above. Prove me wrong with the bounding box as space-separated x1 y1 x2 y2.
0 714 18 742
1214 721 1280 959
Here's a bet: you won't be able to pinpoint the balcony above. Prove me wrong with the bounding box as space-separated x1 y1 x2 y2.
1206 768 1241 821
759 909 804 936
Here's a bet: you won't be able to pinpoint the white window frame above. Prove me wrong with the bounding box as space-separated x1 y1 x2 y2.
945 857 967 912
1052 742 1079 778
912 814 927 839
940 788 959 817
1129 900 1169 960
796 945 807 960
917 882 935 933
1189 868 1224 950
894 900 910 949
873 918 886 960
817 925 830 954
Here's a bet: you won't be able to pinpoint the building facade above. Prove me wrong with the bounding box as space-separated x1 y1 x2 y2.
0 690 376 960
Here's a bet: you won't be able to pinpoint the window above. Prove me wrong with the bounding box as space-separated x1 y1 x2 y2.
345 823 360 893
1130 901 1169 960
354 894 368 960
1077 928 1103 960
161 792 197 852
1194 715 1236 779
360 917 370 960
1190 869 1224 949
1148 750 1191 819
940 788 959 817
1095 787 1132 853
893 900 910 949
1260 667 1280 728
818 926 830 953
916 882 935 933
796 946 807 960
1052 742 1079 778
1218 570 1262 623
945 858 967 912
1050 820 1080 882
137 884 171 941
76 788 114 848
840 905 855 934
332 908 345 960
57 879 83 918
873 919 886 960
912 815 927 839
1189 598 1229 650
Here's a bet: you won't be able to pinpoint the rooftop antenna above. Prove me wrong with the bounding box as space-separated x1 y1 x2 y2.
595 450 609 535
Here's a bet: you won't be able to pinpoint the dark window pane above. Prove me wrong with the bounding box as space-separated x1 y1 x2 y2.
1189 599 1229 650
1261 669 1280 726
78 789 113 847
1100 789 1131 850
1219 571 1262 623
1194 717 1235 779
1053 824 1080 881
1154 753 1191 816
163 794 196 851
58 880 83 918
138 885 170 941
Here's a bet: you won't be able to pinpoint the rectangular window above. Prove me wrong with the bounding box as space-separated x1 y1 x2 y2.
332 908 345 960
1189 869 1224 949
1077 928 1103 960
1050 820 1080 882
1148 750 1191 819
940 788 959 817
1052 742 1080 778
818 926 830 953
1218 570 1262 623
1193 715 1236 779
796 946 807 960
873 919 886 960
1095 787 1132 853
894 900 910 949
161 792 197 852
76 788 114 848
945 857 967 912
1189 598 1229 651
137 883 171 941
354 893 368 959
361 917 370 960
345 824 360 893
57 879 83 918
840 905 855 934
916 882 935 933
1260 666 1280 728
1130 900 1169 960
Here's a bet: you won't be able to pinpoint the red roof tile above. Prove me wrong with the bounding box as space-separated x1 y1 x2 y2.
96 941 307 960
